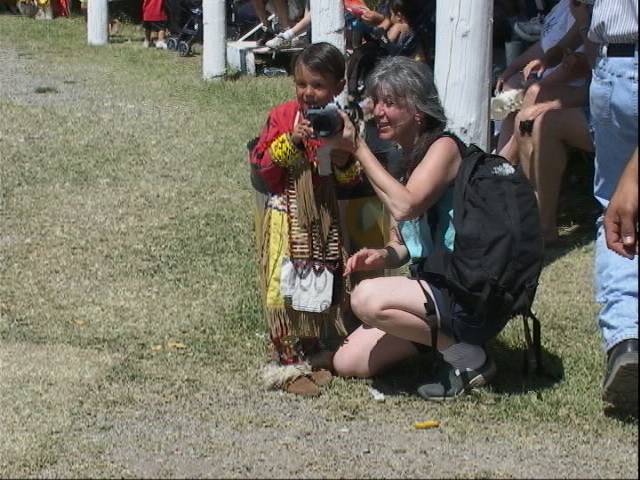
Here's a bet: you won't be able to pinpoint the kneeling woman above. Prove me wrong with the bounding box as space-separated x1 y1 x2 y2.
330 56 496 400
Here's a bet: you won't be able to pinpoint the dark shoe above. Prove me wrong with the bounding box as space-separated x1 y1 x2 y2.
255 26 276 46
417 357 497 401
603 339 638 411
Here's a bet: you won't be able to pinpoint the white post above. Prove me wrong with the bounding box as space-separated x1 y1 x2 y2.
310 0 345 52
310 0 346 103
87 0 109 46
435 0 493 150
202 0 226 80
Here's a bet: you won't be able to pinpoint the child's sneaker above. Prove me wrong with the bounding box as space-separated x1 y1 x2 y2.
143 39 151 48
513 14 545 42
417 356 497 401
155 40 168 50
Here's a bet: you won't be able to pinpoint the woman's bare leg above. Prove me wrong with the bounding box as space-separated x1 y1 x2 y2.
332 276 455 378
518 107 594 243
271 0 294 28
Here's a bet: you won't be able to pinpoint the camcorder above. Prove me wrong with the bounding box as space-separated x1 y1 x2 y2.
305 103 345 138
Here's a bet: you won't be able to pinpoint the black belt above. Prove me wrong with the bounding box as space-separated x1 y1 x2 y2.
605 43 637 57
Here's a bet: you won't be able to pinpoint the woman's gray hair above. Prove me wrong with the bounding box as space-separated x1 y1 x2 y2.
365 56 447 132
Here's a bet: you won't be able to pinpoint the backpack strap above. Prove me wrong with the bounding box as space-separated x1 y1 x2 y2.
522 312 543 376
415 278 439 350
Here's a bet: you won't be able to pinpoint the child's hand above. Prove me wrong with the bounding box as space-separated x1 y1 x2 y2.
344 248 388 275
291 119 313 148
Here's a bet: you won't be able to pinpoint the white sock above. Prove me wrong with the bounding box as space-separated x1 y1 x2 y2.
441 343 486 371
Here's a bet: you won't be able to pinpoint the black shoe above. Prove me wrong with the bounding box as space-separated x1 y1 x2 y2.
417 357 497 401
603 339 638 411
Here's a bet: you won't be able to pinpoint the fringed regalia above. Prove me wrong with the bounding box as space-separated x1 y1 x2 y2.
249 101 362 387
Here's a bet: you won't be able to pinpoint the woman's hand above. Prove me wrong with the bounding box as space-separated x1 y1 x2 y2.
291 119 313 148
344 248 388 275
524 46 572 80
325 111 359 154
522 58 547 81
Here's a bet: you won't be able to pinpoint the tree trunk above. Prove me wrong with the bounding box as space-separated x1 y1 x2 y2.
87 0 108 46
202 0 226 80
435 0 493 150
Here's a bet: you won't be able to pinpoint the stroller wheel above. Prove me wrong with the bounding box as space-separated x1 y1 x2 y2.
177 40 191 57
167 37 178 50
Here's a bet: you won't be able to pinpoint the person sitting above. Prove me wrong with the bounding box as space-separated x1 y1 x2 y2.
494 0 592 244
511 49 593 244
327 57 498 401
252 0 301 45
264 0 309 49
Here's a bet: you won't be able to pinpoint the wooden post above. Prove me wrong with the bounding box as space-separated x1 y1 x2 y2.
87 0 109 46
202 0 226 80
435 0 493 150
310 0 345 51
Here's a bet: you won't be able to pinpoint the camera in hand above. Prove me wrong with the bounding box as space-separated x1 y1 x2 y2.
306 103 344 138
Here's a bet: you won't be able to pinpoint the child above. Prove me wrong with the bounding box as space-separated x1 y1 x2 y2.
142 0 168 49
249 43 360 396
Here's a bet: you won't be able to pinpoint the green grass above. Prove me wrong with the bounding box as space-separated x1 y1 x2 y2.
0 14 637 478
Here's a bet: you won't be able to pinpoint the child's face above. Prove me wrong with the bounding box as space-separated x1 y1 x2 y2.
294 64 344 111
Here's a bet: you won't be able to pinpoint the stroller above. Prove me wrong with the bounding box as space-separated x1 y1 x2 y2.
165 0 203 56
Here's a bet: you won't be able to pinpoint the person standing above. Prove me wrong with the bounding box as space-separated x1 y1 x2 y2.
573 0 638 412
142 0 169 49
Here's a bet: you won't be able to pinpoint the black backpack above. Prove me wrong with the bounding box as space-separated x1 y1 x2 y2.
418 144 546 375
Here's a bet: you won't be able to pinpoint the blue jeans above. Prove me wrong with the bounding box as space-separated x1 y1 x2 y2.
590 51 639 351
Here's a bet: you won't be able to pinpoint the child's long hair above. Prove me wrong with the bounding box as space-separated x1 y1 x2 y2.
293 42 346 85
366 56 447 176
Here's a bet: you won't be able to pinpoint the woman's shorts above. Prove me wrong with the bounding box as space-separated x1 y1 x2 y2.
143 20 168 31
427 283 509 346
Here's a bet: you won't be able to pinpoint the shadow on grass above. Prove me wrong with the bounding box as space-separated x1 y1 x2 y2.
369 339 564 398
604 405 639 424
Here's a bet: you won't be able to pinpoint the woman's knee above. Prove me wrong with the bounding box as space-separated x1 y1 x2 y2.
350 279 384 324
332 346 372 378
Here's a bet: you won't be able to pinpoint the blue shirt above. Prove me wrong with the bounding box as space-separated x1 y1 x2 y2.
398 186 455 262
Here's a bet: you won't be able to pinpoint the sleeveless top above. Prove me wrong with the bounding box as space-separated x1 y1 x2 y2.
397 133 461 263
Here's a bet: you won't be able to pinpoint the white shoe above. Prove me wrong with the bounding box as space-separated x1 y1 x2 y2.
265 34 290 50
155 40 168 50
513 14 544 42
143 39 151 48
490 89 524 121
